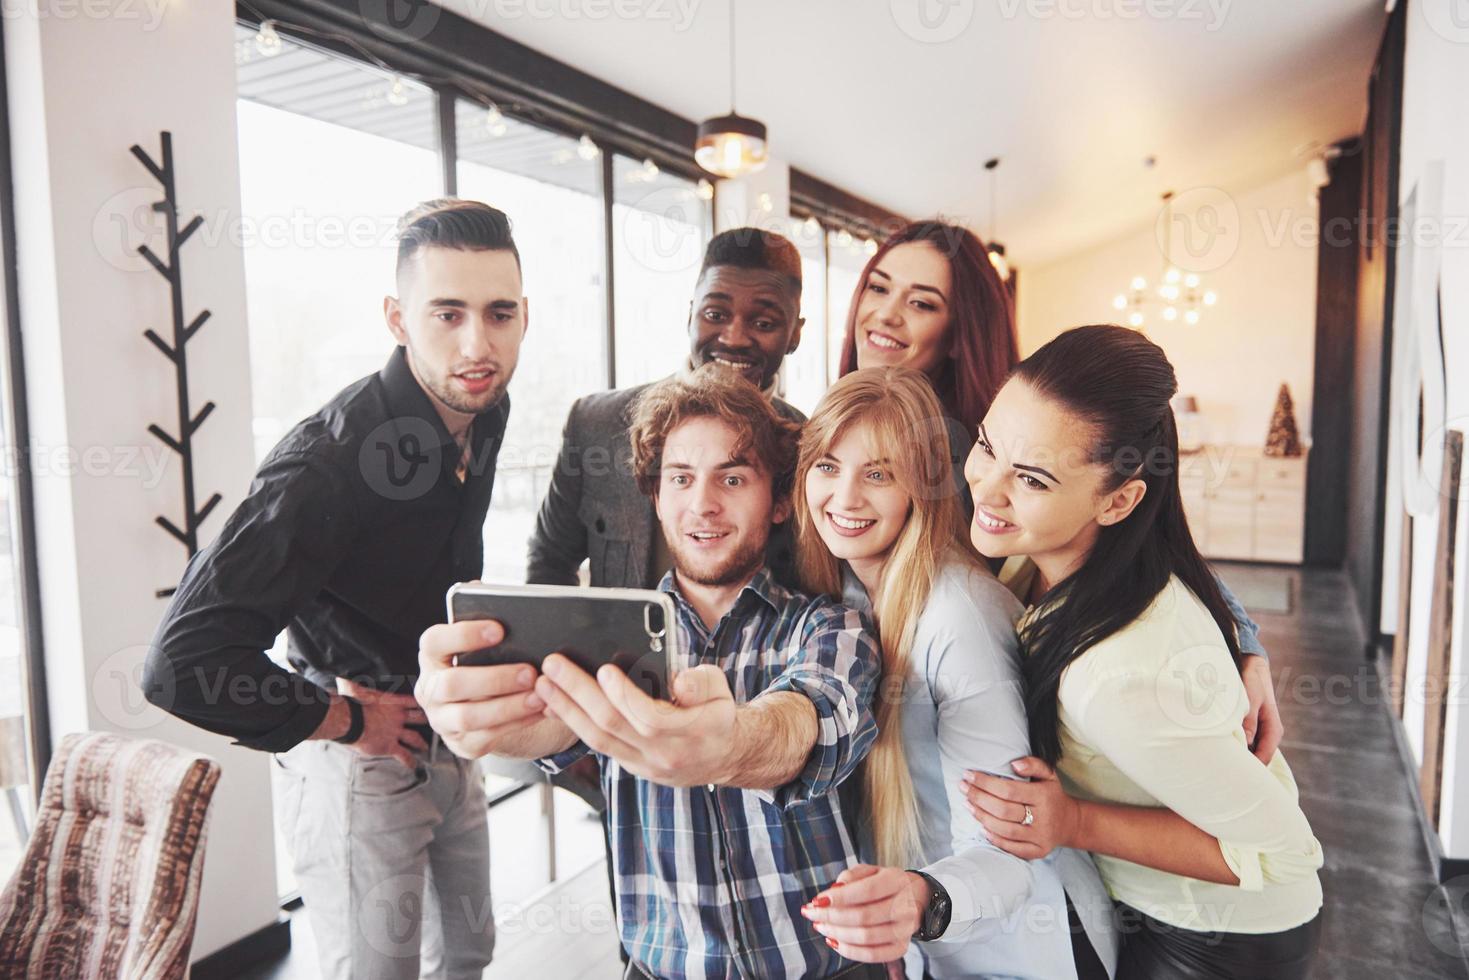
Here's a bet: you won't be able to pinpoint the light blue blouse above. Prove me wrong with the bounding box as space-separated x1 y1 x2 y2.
843 556 1119 980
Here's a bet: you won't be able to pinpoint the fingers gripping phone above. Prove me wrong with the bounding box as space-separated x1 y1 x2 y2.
446 583 679 701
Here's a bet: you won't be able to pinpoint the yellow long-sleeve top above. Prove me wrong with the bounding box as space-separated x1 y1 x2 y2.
1001 558 1324 934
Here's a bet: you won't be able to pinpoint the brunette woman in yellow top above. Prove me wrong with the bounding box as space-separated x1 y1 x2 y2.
958 325 1323 979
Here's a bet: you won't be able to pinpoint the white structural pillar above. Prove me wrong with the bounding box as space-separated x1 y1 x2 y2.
5 0 281 959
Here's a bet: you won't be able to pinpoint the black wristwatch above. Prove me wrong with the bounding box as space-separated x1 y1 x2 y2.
908 870 952 941
333 697 365 745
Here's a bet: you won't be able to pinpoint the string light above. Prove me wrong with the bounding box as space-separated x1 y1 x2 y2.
641 158 660 181
863 238 878 256
804 216 820 237
387 76 409 106
577 135 600 160
485 105 508 137
255 19 282 57
695 179 715 201
757 192 773 213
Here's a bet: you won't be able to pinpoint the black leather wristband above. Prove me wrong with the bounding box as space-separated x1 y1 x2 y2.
908 870 953 941
333 697 365 745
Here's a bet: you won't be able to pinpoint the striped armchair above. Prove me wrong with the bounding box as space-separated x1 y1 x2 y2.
0 732 221 979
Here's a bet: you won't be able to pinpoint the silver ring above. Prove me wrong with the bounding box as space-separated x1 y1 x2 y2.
1022 805 1035 827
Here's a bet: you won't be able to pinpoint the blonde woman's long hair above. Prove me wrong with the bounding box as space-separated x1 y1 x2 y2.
793 367 977 868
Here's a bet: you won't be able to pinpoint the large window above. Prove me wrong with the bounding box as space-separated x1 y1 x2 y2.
236 33 441 462
826 229 872 381
780 217 829 416
0 11 37 888
455 100 606 584
611 157 710 388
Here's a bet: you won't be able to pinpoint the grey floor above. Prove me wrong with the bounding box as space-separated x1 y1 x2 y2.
1233 565 1469 980
235 564 1469 979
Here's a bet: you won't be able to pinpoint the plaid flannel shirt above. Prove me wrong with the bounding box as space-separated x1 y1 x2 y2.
539 567 879 979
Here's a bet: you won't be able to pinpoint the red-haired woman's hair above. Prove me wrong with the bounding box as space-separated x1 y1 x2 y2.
838 220 1019 436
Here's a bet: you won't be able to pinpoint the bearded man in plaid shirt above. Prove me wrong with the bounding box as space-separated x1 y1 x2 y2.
417 365 884 979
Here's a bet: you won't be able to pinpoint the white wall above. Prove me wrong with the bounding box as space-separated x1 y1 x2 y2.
1018 168 1321 449
5 0 279 958
1387 0 1469 858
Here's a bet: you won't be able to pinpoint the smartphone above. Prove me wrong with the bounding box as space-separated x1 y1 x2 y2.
445 583 678 701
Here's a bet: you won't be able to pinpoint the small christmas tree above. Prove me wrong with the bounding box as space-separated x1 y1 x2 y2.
1264 383 1302 457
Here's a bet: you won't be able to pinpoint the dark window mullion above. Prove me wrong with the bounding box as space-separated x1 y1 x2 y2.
0 10 51 798
437 88 457 196
601 149 615 391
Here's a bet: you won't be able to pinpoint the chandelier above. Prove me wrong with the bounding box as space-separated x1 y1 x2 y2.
1113 191 1217 328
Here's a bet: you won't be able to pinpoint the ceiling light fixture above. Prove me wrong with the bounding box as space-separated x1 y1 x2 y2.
1113 190 1218 329
694 1 768 178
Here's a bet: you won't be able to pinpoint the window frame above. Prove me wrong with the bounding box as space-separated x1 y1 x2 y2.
0 7 53 796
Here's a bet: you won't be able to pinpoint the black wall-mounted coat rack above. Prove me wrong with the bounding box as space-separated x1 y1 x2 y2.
132 131 221 599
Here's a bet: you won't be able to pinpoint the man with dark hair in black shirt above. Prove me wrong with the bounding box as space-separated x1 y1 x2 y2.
145 198 526 980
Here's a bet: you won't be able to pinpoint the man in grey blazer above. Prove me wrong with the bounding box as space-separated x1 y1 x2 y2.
527 227 808 589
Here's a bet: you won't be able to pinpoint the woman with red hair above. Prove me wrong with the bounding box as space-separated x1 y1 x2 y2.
837 220 1017 505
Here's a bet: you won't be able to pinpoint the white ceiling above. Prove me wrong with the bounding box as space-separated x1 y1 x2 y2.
436 0 1386 267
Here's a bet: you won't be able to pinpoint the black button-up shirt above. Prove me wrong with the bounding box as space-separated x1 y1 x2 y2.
144 346 508 753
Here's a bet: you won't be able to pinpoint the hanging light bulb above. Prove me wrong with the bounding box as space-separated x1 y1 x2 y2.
987 243 1010 282
1165 267 1181 284
1163 306 1178 322
577 135 600 160
641 158 660 181
757 192 773 213
1128 311 1145 328
695 178 715 202
803 216 820 238
387 77 409 107
1131 276 1147 291
1184 273 1200 288
696 116 769 178
1113 294 1128 311
835 229 853 249
863 238 878 257
695 2 769 178
1204 290 1218 306
1184 309 1200 325
255 20 283 57
485 105 507 137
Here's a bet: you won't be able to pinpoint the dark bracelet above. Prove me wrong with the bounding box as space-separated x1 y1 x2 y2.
333 697 365 745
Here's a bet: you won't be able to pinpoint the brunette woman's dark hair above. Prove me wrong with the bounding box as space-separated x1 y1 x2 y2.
1015 325 1242 766
838 220 1018 435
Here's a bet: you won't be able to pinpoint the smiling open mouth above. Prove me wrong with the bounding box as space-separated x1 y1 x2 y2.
709 353 758 372
828 513 875 530
865 331 908 351
974 508 1016 532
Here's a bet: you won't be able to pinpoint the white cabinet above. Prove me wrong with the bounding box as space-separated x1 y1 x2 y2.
1179 448 1306 564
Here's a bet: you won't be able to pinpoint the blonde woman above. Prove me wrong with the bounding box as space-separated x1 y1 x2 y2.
795 367 1116 980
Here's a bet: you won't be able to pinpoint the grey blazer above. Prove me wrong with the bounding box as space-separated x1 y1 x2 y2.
526 381 807 589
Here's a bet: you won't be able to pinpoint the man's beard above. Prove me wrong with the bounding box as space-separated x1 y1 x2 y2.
666 526 767 587
422 361 510 415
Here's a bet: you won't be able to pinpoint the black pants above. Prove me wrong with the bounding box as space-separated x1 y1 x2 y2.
1115 904 1322 980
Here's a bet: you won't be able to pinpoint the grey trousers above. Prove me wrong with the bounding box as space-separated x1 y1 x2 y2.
273 738 495 980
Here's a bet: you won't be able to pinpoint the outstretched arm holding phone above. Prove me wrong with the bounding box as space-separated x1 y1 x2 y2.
417 619 821 788
532 654 818 789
